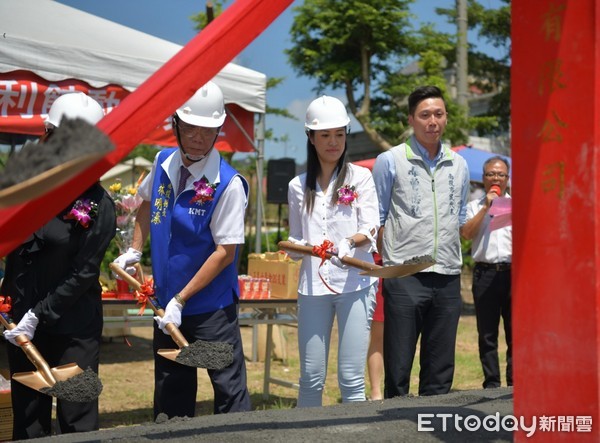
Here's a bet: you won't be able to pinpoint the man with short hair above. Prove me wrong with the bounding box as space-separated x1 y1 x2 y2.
113 81 251 418
373 85 470 397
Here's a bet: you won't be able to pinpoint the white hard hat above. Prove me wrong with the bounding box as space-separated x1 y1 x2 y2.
45 92 104 127
304 96 350 132
175 81 226 128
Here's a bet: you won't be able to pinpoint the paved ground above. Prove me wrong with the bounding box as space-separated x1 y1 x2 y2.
28 388 514 442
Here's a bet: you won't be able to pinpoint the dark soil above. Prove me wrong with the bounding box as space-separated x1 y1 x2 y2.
176 340 233 369
40 368 103 403
0 118 113 189
25 387 514 442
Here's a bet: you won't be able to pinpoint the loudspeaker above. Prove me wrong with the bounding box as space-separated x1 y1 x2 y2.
267 158 296 204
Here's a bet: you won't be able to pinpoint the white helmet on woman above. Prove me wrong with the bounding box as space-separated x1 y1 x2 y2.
304 95 350 132
175 81 226 128
45 92 104 127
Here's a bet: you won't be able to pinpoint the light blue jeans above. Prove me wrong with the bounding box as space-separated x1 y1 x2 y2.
296 284 377 407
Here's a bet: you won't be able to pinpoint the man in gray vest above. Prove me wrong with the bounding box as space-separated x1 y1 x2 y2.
372 85 469 397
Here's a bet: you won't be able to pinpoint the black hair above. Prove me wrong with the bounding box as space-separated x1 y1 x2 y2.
303 130 349 214
483 155 511 175
408 85 446 116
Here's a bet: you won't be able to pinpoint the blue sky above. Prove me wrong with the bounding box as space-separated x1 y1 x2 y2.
56 0 503 164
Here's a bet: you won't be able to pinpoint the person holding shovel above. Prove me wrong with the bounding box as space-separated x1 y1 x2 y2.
372 85 469 397
1 92 116 439
287 96 380 407
113 81 251 418
461 156 512 389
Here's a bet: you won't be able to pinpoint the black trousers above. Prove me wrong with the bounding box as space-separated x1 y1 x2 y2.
383 273 462 397
153 302 251 419
472 264 512 388
6 330 101 440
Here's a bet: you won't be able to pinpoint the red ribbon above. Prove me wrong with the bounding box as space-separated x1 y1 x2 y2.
135 278 154 316
312 240 334 264
312 240 340 295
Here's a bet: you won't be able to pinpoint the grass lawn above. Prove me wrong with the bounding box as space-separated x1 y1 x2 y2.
92 306 508 429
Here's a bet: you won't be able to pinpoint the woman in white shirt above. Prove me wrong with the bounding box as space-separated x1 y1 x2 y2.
287 96 380 407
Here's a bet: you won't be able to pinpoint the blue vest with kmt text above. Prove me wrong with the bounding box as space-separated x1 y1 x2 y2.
149 148 248 314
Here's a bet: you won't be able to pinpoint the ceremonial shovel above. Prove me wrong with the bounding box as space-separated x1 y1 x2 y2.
277 241 435 278
109 263 233 370
0 313 102 401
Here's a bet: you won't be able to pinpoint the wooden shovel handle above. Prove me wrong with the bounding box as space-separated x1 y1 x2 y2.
277 240 382 273
108 263 189 348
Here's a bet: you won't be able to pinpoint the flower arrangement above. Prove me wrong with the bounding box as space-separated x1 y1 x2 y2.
64 198 98 228
108 174 144 252
336 184 358 206
190 176 217 205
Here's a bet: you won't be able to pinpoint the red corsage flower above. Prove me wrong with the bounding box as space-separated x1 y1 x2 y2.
64 198 98 228
0 295 12 313
336 185 358 206
190 176 217 205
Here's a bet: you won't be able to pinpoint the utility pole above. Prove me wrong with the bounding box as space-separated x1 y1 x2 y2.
456 0 469 113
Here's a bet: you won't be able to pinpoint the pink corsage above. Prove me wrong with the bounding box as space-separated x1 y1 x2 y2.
190 176 217 205
64 199 98 228
336 184 358 206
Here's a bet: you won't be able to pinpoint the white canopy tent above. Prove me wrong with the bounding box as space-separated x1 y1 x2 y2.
0 0 266 113
0 0 268 250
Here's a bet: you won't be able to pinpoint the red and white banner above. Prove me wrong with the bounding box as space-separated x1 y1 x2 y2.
0 70 255 152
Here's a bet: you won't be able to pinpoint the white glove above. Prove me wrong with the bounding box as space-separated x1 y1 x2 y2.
330 239 353 269
154 298 183 335
3 310 39 346
286 238 307 261
112 247 142 277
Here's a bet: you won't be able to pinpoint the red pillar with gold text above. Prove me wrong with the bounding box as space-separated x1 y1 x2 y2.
512 1 599 440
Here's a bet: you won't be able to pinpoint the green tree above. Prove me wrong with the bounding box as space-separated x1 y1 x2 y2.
125 144 160 163
286 0 414 150
436 0 511 135
286 0 510 150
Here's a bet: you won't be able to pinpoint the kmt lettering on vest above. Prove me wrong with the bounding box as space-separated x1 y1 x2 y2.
188 207 207 216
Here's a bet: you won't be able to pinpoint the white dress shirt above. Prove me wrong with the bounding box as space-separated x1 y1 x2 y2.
139 148 247 245
288 163 380 295
466 194 512 263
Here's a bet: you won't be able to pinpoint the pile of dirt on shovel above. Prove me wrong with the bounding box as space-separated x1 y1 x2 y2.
176 340 233 370
0 118 113 190
40 368 103 403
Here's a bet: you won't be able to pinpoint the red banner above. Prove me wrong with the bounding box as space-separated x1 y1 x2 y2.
0 70 254 152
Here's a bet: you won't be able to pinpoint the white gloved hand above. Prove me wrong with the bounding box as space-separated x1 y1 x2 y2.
3 309 39 346
286 238 308 261
112 247 142 277
330 239 353 269
154 298 183 335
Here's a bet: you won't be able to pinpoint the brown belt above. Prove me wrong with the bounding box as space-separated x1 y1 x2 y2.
475 262 511 271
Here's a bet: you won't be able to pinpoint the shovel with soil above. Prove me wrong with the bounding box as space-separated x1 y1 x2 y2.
277 241 435 278
109 263 233 370
0 312 102 402
0 119 114 209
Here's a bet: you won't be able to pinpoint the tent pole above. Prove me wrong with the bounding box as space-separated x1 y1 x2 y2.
254 113 265 253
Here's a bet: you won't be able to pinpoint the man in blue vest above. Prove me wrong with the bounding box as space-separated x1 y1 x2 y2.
113 81 251 418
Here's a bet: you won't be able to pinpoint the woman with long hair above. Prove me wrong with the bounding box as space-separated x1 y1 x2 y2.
287 96 380 407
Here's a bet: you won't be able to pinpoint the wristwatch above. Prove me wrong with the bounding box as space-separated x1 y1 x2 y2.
347 238 356 249
174 293 186 307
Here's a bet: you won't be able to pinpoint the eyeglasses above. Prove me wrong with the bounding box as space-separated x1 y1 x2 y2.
177 122 217 138
484 172 509 179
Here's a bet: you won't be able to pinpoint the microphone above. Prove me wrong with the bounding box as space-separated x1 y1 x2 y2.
490 185 501 195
